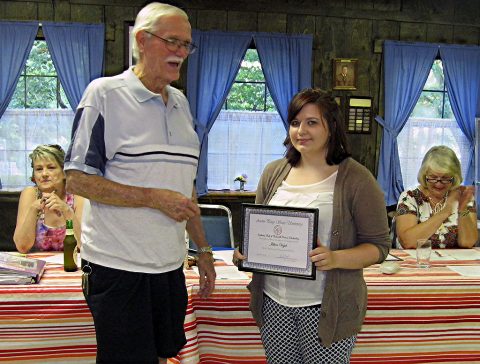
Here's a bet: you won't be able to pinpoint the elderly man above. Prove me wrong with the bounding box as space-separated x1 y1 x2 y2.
64 2 216 363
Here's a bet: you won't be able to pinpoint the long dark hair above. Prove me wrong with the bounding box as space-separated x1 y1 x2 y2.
284 88 351 166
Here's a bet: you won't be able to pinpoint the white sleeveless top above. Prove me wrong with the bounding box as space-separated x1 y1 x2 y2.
263 171 337 307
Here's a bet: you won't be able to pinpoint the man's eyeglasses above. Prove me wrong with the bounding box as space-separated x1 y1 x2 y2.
425 176 454 185
144 31 197 54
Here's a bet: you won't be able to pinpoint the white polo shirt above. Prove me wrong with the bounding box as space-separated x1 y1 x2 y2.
65 68 199 273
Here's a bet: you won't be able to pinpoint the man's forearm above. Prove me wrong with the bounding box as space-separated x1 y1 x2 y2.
186 216 209 249
66 170 151 208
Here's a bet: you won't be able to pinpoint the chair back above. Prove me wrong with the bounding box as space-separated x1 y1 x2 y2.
190 204 235 249
390 216 406 249
0 192 19 251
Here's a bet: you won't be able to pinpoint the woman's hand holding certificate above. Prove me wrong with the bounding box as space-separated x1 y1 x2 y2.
309 241 337 270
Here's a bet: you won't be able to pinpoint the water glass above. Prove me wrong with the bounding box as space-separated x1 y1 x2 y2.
416 239 432 268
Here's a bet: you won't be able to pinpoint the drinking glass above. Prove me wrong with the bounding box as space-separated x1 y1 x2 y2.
416 239 432 268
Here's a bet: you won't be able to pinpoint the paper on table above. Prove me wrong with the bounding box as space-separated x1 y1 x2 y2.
430 250 454 261
193 265 248 280
43 254 64 265
43 253 82 267
213 249 235 265
444 249 480 260
447 265 480 277
402 249 479 261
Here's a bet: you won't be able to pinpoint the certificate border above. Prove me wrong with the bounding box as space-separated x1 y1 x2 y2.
238 204 318 280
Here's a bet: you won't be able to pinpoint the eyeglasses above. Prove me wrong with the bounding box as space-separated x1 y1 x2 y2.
425 176 454 185
144 31 197 54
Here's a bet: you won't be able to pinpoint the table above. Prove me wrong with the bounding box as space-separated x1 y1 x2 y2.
0 253 96 363
1 250 479 363
354 249 480 364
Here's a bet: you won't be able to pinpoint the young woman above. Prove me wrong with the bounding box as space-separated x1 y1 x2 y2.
14 144 84 253
235 88 390 363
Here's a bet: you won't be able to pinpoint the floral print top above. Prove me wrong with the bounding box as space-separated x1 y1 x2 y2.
396 188 475 249
34 193 75 251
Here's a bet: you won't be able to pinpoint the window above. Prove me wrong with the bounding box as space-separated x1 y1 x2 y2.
397 60 470 189
0 40 74 191
223 50 276 112
208 49 286 190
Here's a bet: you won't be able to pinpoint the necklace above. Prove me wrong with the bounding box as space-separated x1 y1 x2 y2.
428 192 448 214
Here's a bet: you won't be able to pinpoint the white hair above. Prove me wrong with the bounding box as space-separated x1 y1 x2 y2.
131 2 188 62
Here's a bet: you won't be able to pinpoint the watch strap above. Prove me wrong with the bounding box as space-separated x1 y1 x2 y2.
198 246 213 254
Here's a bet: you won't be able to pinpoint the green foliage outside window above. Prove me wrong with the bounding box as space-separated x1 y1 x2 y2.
9 40 70 109
410 60 454 119
224 49 276 112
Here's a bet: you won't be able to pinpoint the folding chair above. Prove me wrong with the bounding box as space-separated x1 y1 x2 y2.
188 204 235 249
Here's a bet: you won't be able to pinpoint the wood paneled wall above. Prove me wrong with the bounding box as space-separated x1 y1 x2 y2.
1 0 479 174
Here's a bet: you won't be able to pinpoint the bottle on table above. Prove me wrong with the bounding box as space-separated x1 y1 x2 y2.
64 219 78 272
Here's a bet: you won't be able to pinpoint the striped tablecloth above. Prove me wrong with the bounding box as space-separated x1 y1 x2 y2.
0 250 479 363
355 249 480 364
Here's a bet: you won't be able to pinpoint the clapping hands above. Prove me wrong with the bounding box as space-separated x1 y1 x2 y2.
447 185 475 211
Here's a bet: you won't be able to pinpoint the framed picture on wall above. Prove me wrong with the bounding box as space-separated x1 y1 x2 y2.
332 58 358 90
124 21 135 69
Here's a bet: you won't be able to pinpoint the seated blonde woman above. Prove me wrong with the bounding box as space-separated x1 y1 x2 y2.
14 145 85 253
395 145 477 249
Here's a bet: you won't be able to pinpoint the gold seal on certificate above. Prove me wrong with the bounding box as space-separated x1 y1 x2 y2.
238 204 319 279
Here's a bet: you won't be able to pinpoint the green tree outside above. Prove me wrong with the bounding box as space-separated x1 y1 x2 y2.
9 40 70 109
411 60 454 119
225 49 276 112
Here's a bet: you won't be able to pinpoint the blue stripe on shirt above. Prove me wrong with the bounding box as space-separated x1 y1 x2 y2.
86 112 107 175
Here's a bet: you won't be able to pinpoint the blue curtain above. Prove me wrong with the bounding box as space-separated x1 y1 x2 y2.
376 41 438 205
187 30 313 195
0 21 38 119
254 33 313 129
439 44 480 185
187 30 252 195
42 22 105 111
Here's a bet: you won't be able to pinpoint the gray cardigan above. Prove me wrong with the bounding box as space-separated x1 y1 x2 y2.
247 157 390 347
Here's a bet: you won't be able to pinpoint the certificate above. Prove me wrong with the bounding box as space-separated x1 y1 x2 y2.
238 204 318 279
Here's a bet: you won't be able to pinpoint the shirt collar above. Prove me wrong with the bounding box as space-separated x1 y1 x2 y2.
124 67 170 103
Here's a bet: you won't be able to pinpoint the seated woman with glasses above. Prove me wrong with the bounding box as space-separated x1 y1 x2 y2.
13 145 85 253
395 145 478 249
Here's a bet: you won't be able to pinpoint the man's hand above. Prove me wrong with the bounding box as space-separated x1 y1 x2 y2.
66 170 200 222
150 190 200 222
196 253 216 298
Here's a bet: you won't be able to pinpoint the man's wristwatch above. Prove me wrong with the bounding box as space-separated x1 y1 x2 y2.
198 246 213 255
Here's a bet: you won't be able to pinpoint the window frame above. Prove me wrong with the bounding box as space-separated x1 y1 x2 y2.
0 35 73 191
397 58 469 191
10 38 69 110
223 48 275 112
412 58 452 120
207 47 285 191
